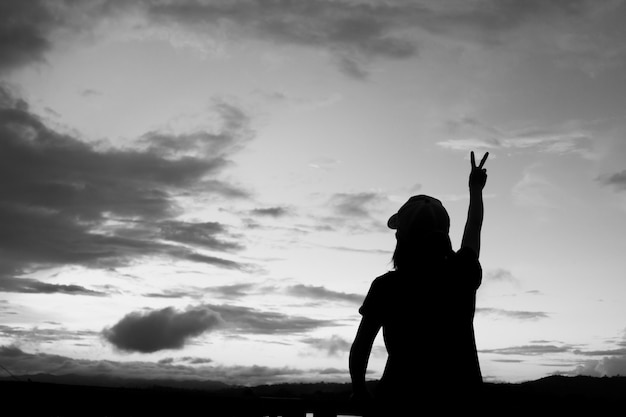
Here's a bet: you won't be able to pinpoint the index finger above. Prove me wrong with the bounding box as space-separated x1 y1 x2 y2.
470 151 476 168
478 152 489 169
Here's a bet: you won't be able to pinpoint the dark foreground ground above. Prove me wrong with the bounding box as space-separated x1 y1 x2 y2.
2 375 624 416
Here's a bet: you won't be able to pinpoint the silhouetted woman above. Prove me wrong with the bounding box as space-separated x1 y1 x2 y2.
349 151 488 415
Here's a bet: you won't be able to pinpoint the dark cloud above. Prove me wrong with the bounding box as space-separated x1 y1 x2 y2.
287 284 362 304
0 0 55 73
249 207 291 218
302 335 351 356
103 306 224 353
0 86 252 284
598 170 626 191
103 303 336 353
476 307 549 320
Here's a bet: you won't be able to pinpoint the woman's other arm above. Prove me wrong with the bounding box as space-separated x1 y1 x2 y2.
349 316 381 402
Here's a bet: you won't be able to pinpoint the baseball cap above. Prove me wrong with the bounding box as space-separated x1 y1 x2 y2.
387 195 450 234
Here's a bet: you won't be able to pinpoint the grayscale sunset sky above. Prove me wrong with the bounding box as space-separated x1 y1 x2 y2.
2 0 626 385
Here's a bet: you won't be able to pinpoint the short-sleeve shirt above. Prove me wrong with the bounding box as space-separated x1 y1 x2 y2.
359 247 482 395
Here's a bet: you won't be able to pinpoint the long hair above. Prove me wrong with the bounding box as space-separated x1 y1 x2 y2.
392 229 453 271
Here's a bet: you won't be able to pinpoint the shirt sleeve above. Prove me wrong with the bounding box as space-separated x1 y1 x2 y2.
358 275 387 321
456 247 482 290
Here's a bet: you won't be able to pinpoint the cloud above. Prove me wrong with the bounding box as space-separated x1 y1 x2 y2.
103 306 224 353
511 168 562 212
483 268 519 285
598 170 626 192
571 333 626 377
80 88 102 98
574 347 626 356
4 0 624 81
207 304 336 335
286 284 363 304
103 303 337 353
158 356 213 365
0 344 344 385
249 207 292 218
302 335 351 357
0 325 99 346
140 0 622 79
0 0 56 73
317 191 390 233
143 282 275 301
575 355 626 377
0 277 105 296
0 86 253 281
477 307 549 320
144 0 420 79
480 344 571 356
438 116 595 158
158 221 243 251
330 192 383 218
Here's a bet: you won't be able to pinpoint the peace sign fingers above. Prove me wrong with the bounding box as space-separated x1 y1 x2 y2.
471 151 489 170
469 151 489 191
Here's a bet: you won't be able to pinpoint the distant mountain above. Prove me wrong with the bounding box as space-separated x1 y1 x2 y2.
0 372 230 391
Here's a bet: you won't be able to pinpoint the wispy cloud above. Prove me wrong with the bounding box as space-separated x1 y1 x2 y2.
286 284 362 305
301 335 351 356
0 325 99 346
0 278 105 296
477 307 549 320
480 344 571 356
315 191 390 233
438 116 595 158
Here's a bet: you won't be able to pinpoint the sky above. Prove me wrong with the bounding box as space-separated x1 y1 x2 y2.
1 0 626 387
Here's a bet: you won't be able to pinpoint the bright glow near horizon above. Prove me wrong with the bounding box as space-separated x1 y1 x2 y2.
2 0 626 386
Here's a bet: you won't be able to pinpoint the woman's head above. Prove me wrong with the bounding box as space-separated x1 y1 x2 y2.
388 195 452 269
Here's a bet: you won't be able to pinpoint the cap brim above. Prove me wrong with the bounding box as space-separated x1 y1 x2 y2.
387 213 398 229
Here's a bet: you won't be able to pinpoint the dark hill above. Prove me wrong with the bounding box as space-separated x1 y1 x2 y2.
1 374 623 416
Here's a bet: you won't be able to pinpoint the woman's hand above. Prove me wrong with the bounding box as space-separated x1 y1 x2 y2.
469 151 489 192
